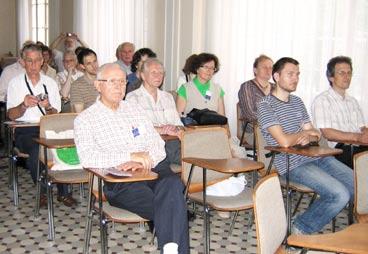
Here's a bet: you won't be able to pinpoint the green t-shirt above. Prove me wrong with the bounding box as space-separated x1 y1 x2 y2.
177 77 225 100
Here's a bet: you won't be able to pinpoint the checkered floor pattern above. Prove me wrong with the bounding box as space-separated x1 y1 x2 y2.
0 158 348 253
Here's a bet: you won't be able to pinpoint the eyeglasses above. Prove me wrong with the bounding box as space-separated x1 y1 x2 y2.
200 65 217 72
336 71 352 77
98 78 127 87
24 58 43 64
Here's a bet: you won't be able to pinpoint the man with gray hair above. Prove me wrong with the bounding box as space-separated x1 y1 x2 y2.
7 43 75 207
114 42 135 75
74 63 189 253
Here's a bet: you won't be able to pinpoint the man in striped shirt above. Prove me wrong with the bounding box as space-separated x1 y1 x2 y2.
312 56 368 168
257 57 353 234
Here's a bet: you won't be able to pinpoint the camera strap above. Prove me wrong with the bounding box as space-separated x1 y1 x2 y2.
24 74 47 116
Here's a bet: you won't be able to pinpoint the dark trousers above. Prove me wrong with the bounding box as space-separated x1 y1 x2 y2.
104 159 189 254
165 139 181 165
14 127 70 196
334 143 368 169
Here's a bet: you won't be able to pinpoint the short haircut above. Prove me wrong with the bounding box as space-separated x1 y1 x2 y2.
326 56 353 86
77 48 97 65
115 42 135 58
141 58 164 74
192 53 220 74
40 45 52 55
96 63 124 80
131 48 157 73
253 54 273 69
21 43 42 59
272 57 299 83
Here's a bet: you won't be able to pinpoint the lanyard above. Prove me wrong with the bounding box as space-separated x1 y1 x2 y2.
24 74 48 115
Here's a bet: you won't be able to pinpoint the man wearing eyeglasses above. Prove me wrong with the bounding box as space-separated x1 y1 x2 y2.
74 63 189 253
312 56 368 168
6 44 75 207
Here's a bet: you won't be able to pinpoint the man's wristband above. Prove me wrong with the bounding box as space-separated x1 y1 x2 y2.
21 102 28 110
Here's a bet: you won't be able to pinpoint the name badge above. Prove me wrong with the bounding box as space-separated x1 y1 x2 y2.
205 90 212 100
132 126 140 137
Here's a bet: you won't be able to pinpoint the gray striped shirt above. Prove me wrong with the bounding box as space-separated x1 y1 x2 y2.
257 94 319 175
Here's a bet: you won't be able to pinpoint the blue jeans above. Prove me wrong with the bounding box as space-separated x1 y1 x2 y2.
285 156 353 234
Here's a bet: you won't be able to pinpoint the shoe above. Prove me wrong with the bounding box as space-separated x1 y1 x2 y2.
187 210 196 221
39 194 47 208
217 211 230 218
57 195 77 207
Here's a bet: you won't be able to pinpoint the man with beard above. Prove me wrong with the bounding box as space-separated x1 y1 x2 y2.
257 57 353 234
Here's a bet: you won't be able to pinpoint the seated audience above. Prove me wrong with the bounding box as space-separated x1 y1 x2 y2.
257 57 353 234
70 48 99 112
40 45 57 80
50 33 88 72
114 42 135 75
312 56 368 168
126 58 182 165
176 53 225 116
126 48 157 94
7 43 75 207
74 63 189 253
175 54 197 90
238 54 273 134
0 58 25 102
56 50 84 112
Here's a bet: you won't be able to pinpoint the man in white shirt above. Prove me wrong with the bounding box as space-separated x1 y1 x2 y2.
74 63 189 253
312 56 368 168
7 43 75 207
126 58 182 164
114 42 135 75
0 59 25 102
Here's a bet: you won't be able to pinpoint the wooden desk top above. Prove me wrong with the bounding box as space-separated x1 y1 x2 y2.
182 157 264 173
327 138 368 146
4 120 39 128
33 138 75 148
265 145 342 157
160 134 179 141
287 223 368 254
85 167 158 183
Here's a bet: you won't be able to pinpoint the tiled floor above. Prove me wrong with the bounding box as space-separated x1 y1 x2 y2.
0 158 348 253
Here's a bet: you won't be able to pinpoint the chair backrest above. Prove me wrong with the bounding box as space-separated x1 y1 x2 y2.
236 102 243 140
353 151 368 218
253 173 287 254
181 126 232 193
39 113 78 162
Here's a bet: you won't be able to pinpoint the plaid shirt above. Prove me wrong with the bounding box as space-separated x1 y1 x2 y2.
74 99 166 169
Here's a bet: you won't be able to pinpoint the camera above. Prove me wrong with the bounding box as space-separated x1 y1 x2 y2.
36 93 48 101
67 33 72 37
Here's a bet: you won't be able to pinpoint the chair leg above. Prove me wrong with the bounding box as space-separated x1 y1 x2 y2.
150 227 156 245
83 210 95 254
34 160 42 218
79 183 85 199
47 181 55 240
228 210 239 236
292 193 304 217
331 217 336 232
12 156 19 207
101 218 109 254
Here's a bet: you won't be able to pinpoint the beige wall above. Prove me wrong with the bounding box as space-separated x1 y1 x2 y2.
0 0 17 56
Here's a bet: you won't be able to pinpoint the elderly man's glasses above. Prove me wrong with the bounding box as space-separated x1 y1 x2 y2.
98 79 127 87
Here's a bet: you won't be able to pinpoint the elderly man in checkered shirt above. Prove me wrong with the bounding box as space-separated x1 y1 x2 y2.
74 63 189 254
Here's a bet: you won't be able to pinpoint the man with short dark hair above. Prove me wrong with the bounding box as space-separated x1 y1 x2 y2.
74 63 189 253
312 56 368 168
115 42 135 75
70 48 99 111
257 57 353 234
7 44 75 207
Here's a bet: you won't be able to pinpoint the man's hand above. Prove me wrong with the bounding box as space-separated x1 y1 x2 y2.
130 152 153 174
161 125 182 137
38 97 50 108
24 95 39 108
116 161 143 171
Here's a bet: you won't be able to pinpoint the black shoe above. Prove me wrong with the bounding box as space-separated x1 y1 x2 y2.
147 221 154 233
187 210 196 221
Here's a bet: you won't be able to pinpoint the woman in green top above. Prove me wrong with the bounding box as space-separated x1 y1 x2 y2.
176 53 225 116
